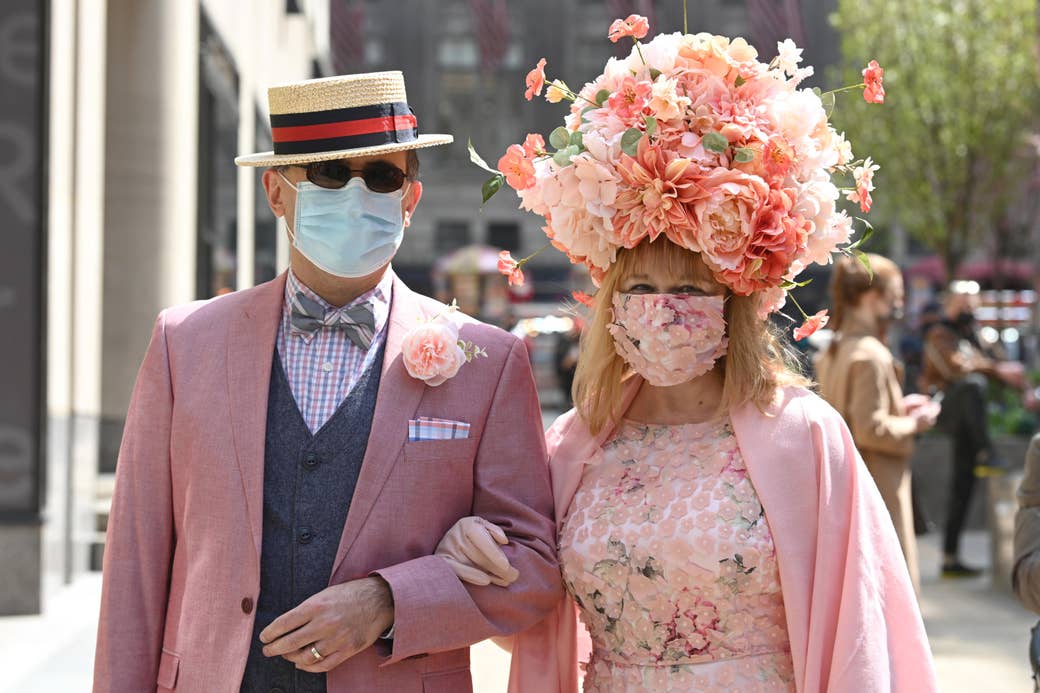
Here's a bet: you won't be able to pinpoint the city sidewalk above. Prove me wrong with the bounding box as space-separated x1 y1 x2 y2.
1 530 1033 692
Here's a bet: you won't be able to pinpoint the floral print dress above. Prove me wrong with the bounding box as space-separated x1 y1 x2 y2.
558 418 795 692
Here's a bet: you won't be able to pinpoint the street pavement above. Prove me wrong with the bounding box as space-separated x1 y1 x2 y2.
1 529 1033 692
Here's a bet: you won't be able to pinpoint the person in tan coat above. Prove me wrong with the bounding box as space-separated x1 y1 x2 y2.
816 254 939 594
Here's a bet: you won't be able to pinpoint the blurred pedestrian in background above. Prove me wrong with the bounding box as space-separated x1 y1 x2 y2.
923 282 1024 577
1014 434 1040 611
553 318 581 408
817 254 939 595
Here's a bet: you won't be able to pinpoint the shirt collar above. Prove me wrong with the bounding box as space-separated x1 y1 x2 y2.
284 267 394 343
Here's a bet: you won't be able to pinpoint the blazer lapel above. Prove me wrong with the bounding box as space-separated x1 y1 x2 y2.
227 272 287 566
330 274 429 578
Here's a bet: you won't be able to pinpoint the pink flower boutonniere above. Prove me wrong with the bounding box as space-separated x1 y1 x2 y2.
401 303 487 387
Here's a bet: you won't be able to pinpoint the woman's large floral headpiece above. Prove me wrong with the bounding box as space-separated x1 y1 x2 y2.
474 15 885 332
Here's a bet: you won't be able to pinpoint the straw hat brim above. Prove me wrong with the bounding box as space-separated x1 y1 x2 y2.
235 133 454 167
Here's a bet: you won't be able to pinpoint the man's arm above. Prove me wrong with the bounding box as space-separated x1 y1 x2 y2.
93 313 175 691
1014 435 1040 612
374 337 563 664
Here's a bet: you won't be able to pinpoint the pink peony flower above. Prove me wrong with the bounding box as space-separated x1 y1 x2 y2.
401 322 466 387
497 144 537 190
497 250 525 286
682 169 770 271
524 58 547 101
521 133 545 158
606 76 653 122
793 310 829 341
862 60 885 104
607 14 649 43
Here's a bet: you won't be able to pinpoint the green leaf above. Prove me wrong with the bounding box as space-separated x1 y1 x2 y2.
853 249 874 279
644 116 658 137
649 67 662 81
734 75 746 87
549 126 571 150
553 146 578 167
595 89 611 106
620 127 643 157
580 105 598 116
468 139 500 175
481 174 505 204
820 90 836 117
702 131 729 153
781 277 815 289
569 130 584 148
734 147 755 163
846 221 875 250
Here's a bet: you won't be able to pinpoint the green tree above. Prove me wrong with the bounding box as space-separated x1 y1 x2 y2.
831 0 1040 277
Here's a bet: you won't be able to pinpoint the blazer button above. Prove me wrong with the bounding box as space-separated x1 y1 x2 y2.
302 452 320 470
241 597 254 614
298 528 315 544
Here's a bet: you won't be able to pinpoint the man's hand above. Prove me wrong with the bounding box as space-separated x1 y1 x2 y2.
259 576 394 673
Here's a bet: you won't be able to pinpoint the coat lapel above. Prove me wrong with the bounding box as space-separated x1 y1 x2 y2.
227 272 287 566
330 275 429 578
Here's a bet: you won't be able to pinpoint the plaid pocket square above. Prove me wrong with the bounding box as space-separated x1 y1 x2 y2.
408 417 471 442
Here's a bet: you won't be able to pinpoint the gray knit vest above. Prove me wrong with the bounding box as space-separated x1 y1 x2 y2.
239 343 384 693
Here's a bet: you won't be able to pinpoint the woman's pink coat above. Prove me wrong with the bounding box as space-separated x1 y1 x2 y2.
506 382 938 692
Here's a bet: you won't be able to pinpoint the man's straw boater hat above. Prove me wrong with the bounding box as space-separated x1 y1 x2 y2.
235 71 452 167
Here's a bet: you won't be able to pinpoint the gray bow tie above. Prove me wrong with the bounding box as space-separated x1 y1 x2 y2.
289 291 375 350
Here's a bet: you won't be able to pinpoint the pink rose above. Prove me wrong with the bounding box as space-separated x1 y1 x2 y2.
862 60 885 104
401 322 466 386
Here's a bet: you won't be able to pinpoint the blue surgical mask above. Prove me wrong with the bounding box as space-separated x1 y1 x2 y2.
279 172 407 278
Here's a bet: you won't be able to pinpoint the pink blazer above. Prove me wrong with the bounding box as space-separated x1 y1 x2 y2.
508 379 938 692
93 272 562 693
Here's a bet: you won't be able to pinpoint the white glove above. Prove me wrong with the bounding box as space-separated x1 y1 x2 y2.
435 516 519 587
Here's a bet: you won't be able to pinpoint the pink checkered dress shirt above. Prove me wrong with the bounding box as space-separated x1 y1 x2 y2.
276 269 392 433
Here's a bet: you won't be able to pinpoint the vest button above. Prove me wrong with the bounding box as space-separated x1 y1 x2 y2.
298 528 315 544
302 452 319 469
241 597 253 614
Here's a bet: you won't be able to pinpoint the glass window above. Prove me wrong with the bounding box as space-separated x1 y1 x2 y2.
435 220 471 253
438 38 479 69
487 221 520 252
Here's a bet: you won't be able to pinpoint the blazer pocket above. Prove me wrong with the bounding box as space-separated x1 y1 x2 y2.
157 648 180 690
422 666 473 693
403 437 478 464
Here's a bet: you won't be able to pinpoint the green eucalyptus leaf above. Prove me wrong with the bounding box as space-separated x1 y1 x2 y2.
735 75 746 87
734 147 755 163
620 127 643 157
702 131 729 153
549 126 571 150
595 89 611 106
468 139 500 175
481 174 505 204
644 116 658 137
649 67 662 81
570 130 584 148
553 148 574 167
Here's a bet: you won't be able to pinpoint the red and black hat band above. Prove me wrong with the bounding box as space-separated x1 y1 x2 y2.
270 101 419 155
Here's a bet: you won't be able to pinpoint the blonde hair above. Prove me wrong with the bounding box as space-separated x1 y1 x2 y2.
572 239 809 436
828 253 901 333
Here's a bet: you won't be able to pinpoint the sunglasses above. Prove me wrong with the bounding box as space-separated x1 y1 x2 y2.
296 160 408 193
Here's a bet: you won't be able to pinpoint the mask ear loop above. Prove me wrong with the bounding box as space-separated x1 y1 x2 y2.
276 170 299 243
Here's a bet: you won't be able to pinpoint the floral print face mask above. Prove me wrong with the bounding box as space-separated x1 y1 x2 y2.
609 293 728 387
